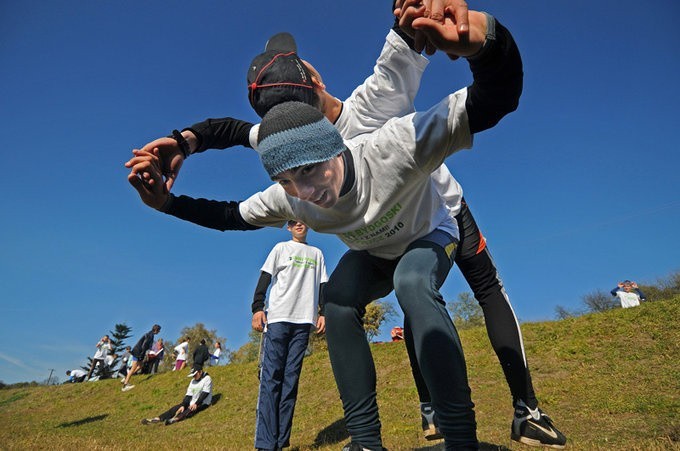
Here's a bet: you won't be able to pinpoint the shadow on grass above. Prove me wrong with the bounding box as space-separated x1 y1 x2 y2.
312 418 349 448
414 442 509 451
56 414 108 428
0 391 28 407
211 393 222 405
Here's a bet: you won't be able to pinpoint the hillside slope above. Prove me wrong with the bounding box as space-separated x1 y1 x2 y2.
2 297 678 450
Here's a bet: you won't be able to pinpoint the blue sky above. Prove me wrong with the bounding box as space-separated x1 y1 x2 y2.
1 1 678 384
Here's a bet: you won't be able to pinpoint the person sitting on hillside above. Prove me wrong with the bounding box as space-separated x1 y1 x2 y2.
611 280 647 308
140 364 213 426
65 369 87 383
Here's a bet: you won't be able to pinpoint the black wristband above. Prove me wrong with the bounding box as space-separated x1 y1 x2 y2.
172 129 191 159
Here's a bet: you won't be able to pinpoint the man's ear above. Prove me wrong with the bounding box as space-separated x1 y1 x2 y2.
311 75 325 91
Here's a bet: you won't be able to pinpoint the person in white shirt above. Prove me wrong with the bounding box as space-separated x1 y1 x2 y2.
86 335 112 380
141 365 213 426
209 341 222 366
611 280 647 308
251 220 328 450
65 368 87 383
173 338 190 371
125 6 561 450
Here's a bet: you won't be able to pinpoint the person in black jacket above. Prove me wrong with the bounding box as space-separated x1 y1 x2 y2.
122 324 161 391
192 338 210 371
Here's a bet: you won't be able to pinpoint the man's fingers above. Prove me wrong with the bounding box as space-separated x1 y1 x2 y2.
427 0 445 21
425 41 437 55
447 3 469 34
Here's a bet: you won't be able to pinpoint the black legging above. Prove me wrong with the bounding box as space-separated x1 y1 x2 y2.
158 401 209 422
325 233 478 450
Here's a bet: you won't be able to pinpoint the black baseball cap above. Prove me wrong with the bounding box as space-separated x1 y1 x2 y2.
247 32 317 118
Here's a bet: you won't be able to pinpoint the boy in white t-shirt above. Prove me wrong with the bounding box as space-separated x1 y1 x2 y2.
251 220 327 451
611 280 647 308
141 364 213 425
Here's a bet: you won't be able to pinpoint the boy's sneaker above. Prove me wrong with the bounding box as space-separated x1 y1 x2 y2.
121 384 135 392
165 418 178 426
511 403 567 449
420 402 443 441
341 442 387 451
140 418 160 425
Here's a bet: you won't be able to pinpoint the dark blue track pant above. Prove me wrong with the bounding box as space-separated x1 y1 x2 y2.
255 321 311 450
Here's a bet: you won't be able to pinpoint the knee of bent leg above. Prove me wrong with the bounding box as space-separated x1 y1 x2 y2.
394 267 431 302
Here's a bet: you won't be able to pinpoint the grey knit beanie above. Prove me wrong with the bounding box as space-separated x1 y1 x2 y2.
257 101 345 178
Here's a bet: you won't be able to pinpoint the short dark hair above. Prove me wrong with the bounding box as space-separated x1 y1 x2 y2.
152 324 161 333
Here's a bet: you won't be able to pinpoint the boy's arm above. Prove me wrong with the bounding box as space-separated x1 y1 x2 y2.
252 271 272 332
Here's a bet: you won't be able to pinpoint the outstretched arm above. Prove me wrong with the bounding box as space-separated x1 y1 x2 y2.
128 118 255 192
399 7 523 134
394 0 470 54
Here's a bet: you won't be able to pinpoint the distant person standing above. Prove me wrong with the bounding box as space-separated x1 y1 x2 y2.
611 280 647 308
174 337 190 371
210 341 222 366
122 324 161 391
119 346 132 379
86 335 112 380
193 338 210 371
149 338 165 374
252 220 327 451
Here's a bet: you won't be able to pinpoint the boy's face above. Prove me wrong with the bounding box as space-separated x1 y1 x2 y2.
287 221 308 240
273 155 344 208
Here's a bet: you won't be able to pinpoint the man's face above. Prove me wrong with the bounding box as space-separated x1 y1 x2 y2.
273 155 344 208
193 370 202 380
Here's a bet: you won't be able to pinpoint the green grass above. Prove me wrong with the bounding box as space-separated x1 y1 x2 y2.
2 297 679 450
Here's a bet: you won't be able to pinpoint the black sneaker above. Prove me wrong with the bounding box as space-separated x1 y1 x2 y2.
420 402 443 441
164 418 178 426
140 417 160 425
511 404 567 449
341 442 387 451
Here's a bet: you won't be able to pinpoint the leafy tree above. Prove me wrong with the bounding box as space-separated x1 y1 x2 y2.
447 292 484 330
109 323 132 354
229 330 262 365
101 323 133 377
582 289 618 312
638 270 680 302
363 299 397 341
177 323 228 366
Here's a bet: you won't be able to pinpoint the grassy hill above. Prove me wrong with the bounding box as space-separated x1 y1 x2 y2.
2 297 678 450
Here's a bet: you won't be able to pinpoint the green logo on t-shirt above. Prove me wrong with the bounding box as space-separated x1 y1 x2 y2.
290 255 317 269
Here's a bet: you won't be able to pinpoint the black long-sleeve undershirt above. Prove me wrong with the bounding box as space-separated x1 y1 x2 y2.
252 271 327 316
